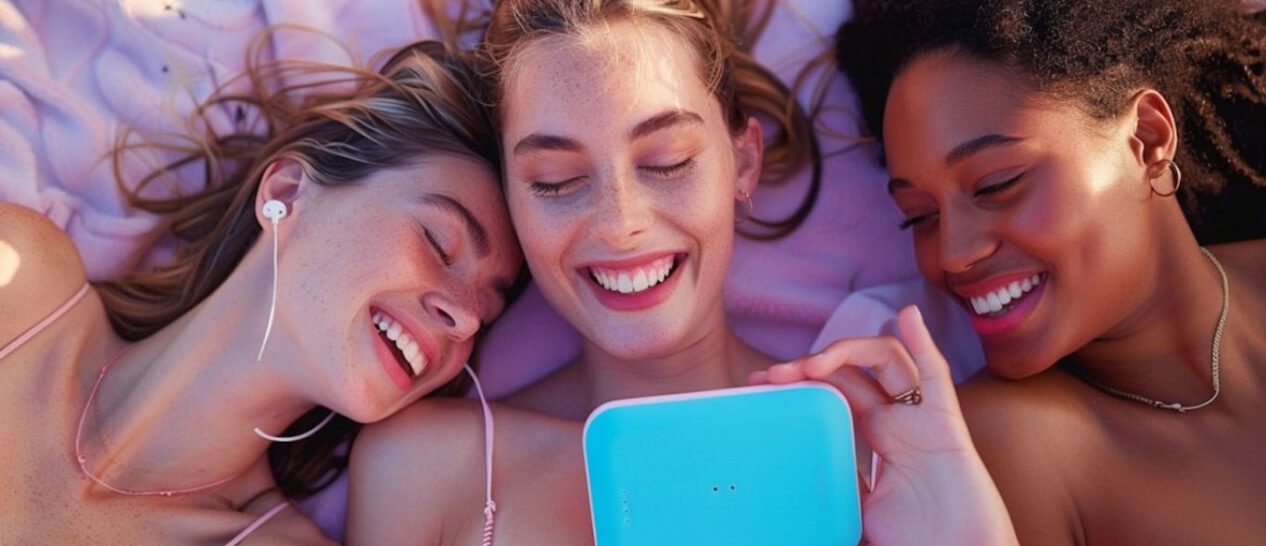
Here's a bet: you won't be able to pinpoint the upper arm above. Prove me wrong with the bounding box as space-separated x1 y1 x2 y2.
959 381 1083 546
346 399 484 546
238 509 339 546
0 202 87 346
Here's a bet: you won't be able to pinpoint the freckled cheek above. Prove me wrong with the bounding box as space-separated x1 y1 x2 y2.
507 200 583 276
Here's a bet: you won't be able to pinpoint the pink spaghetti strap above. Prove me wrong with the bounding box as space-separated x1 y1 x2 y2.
464 364 497 546
0 283 90 361
223 501 290 546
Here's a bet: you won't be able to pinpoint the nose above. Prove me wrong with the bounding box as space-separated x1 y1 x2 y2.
421 290 481 343
937 204 998 274
590 168 654 248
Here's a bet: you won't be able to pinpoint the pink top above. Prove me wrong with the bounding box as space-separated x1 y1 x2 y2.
0 283 294 545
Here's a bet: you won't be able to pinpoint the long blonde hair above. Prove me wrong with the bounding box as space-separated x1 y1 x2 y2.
97 38 502 498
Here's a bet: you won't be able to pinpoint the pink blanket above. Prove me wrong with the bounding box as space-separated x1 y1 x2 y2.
1 0 984 539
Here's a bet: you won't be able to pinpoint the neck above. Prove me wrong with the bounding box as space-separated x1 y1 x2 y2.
77 244 315 496
1067 229 1228 409
575 302 774 412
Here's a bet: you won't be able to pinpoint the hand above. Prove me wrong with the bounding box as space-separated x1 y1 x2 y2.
750 306 1017 546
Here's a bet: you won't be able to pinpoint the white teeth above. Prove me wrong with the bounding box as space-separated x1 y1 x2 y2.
590 256 677 295
632 270 649 292
373 312 428 376
967 274 1045 317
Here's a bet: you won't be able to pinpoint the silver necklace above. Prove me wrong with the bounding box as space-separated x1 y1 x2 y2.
1071 247 1228 413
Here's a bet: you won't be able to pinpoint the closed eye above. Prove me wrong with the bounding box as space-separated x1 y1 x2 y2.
898 212 937 230
974 174 1023 197
529 176 584 197
423 227 453 266
640 157 695 178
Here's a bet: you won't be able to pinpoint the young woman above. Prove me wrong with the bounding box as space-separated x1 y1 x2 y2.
836 0 1266 543
0 41 521 544
347 2 1015 544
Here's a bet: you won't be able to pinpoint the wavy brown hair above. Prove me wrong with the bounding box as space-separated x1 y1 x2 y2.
424 0 822 240
96 38 505 499
837 0 1266 244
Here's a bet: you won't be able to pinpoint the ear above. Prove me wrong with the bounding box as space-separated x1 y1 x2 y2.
732 116 764 199
255 158 307 229
1127 89 1178 179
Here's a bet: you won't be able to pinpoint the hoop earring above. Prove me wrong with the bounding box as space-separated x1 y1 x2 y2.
1150 160 1182 197
735 191 755 225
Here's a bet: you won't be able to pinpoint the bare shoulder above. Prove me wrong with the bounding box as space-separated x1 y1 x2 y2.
347 398 584 545
1209 239 1266 298
958 370 1090 546
347 398 488 545
0 202 87 345
236 504 337 546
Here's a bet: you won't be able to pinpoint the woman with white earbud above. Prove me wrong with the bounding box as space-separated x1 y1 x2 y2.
0 40 522 544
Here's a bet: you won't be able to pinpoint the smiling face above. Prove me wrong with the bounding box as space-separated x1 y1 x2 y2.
883 52 1167 379
276 155 521 422
498 20 758 360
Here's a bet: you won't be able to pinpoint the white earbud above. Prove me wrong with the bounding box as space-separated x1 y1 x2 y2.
262 199 287 224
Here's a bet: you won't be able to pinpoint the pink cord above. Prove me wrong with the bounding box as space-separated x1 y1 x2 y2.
223 501 290 546
464 364 497 546
0 283 89 361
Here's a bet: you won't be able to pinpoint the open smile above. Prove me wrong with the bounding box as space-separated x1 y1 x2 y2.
369 307 436 391
952 272 1049 337
578 252 687 312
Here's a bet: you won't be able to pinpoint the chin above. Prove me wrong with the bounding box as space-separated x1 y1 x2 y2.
982 347 1056 381
590 329 685 362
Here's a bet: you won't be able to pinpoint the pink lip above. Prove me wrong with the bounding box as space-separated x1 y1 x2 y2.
578 253 686 312
963 276 1048 338
578 250 682 270
367 306 442 392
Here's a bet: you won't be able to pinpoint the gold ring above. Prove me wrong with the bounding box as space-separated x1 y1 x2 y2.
891 387 922 405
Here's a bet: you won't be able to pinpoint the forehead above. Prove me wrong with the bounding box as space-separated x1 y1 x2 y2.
368 156 508 230
883 52 1090 171
885 54 1027 149
500 19 718 138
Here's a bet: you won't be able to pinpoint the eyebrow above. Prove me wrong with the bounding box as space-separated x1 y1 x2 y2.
512 134 582 156
628 110 704 141
510 109 705 157
889 134 1025 193
945 134 1024 166
418 193 491 258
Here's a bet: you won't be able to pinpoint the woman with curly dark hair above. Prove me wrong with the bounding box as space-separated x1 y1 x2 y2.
832 0 1266 543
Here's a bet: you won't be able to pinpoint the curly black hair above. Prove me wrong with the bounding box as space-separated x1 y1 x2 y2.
836 0 1266 244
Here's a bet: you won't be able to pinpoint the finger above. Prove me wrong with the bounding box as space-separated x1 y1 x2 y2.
765 361 809 384
821 365 889 414
896 305 953 385
800 337 920 403
747 370 770 385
